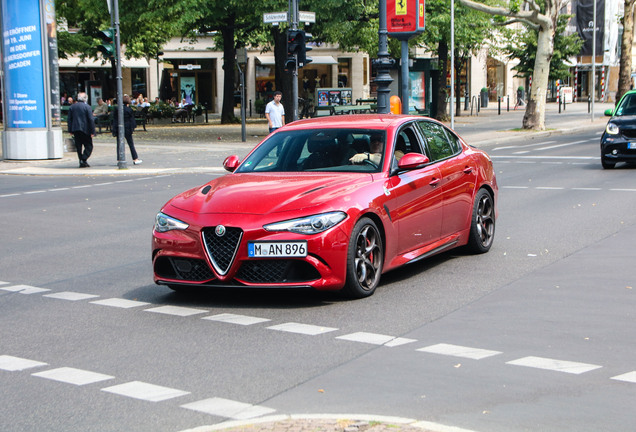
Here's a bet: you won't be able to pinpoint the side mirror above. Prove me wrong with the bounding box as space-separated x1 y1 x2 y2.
223 155 240 172
605 108 614 117
397 152 430 170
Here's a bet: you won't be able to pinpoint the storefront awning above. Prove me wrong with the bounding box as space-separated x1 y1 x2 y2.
256 55 338 66
58 57 150 69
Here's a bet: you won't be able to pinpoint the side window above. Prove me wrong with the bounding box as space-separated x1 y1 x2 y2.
443 128 462 154
391 125 424 171
417 120 455 162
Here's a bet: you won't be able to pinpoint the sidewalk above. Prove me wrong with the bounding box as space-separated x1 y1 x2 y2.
0 102 612 177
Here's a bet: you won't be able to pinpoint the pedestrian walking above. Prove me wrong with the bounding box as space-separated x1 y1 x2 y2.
112 94 142 165
67 92 95 168
265 91 285 133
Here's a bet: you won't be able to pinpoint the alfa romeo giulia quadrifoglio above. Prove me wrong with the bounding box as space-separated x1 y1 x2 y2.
152 115 498 298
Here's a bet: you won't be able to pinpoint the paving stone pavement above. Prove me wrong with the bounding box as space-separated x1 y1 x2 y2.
182 416 473 432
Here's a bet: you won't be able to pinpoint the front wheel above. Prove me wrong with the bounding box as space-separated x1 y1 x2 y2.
601 157 615 169
342 217 384 298
466 189 495 254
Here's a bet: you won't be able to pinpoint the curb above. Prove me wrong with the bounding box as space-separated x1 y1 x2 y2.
179 414 479 432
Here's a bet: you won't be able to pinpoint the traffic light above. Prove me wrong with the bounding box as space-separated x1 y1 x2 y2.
287 30 303 57
298 32 312 68
97 28 116 59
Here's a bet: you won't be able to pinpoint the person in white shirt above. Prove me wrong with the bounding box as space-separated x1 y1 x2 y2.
265 91 285 133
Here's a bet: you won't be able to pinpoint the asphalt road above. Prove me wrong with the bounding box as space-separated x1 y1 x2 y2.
1 128 636 432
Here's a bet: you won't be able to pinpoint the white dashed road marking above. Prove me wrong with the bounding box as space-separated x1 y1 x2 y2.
506 356 602 374
0 355 48 371
181 397 276 419
417 343 502 360
267 322 339 336
43 291 99 301
91 298 151 309
101 381 190 402
611 372 636 383
1 284 50 294
336 332 417 347
203 313 271 326
33 367 114 386
144 305 208 317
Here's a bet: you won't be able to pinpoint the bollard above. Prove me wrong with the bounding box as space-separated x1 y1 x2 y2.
559 97 561 113
498 96 501 115
507 95 510 112
588 95 591 113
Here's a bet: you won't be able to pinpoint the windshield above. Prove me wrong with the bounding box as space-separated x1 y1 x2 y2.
236 129 386 173
615 94 636 116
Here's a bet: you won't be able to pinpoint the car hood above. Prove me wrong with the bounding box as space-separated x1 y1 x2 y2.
609 115 636 127
167 173 372 215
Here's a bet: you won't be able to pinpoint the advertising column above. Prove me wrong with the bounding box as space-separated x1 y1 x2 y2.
1 0 63 160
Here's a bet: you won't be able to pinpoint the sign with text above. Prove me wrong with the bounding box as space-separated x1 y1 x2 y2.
1 0 47 128
387 0 425 39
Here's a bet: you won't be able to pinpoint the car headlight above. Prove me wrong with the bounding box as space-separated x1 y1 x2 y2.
264 211 347 234
606 122 620 135
154 212 189 232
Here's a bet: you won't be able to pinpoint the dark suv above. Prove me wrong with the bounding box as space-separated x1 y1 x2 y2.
601 89 636 169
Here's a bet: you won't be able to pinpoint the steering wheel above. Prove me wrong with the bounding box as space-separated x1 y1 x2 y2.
362 158 378 169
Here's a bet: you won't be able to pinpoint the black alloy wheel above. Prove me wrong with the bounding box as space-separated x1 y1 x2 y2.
466 188 495 254
343 217 384 298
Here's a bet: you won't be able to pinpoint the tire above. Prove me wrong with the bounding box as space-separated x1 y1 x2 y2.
466 189 495 254
601 158 615 169
342 217 384 298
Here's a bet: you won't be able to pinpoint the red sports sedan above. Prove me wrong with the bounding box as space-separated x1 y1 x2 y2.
152 115 498 298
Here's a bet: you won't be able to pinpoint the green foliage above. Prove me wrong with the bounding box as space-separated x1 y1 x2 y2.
56 0 204 60
505 14 582 81
149 101 174 118
254 98 266 115
416 0 492 60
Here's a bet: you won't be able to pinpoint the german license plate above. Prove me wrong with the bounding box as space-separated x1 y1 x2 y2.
628 142 636 149
248 241 307 257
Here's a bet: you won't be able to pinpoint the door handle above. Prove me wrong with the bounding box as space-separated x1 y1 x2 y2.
429 177 441 187
463 166 474 174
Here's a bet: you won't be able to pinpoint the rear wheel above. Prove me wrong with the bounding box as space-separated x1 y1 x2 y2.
342 217 383 298
466 189 495 254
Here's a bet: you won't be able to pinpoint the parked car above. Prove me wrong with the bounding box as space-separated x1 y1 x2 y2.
152 115 498 298
601 89 636 169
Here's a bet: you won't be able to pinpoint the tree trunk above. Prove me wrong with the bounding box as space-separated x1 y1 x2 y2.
455 57 465 117
435 40 449 122
522 22 554 130
221 22 237 124
273 29 294 124
617 0 635 103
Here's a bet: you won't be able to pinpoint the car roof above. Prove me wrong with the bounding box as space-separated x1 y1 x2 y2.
282 114 430 131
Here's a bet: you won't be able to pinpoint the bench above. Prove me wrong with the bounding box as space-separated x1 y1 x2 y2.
134 106 149 131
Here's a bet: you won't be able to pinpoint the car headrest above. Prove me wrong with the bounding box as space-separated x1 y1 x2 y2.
352 138 370 153
308 135 337 153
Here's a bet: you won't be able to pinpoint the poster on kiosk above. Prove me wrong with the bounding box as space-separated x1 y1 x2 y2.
386 0 426 40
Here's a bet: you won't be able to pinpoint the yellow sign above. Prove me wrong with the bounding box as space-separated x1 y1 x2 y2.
396 0 407 15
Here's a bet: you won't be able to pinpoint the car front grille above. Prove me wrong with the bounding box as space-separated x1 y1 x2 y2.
236 259 321 283
154 257 215 281
202 226 243 275
622 128 636 139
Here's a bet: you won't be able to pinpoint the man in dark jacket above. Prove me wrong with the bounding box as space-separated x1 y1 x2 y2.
67 92 96 168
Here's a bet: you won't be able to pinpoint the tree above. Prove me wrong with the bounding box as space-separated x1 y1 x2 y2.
417 0 491 120
459 0 568 131
56 0 203 60
504 13 582 83
617 0 636 103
